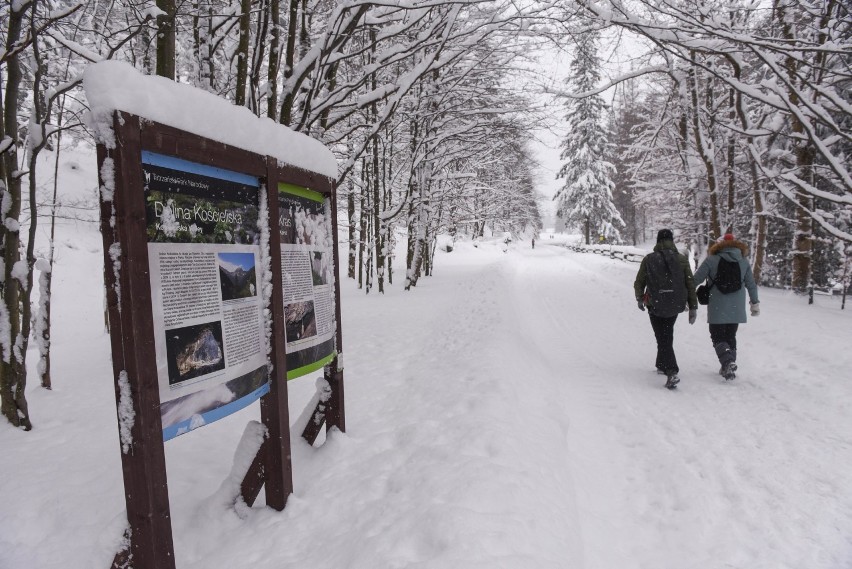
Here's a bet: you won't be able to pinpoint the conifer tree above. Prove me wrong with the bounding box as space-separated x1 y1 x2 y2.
554 30 623 244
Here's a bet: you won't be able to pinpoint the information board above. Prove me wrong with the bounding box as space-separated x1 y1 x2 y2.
278 183 337 379
142 151 269 440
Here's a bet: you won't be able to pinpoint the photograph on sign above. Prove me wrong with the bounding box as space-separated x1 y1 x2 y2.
279 183 337 379
218 252 258 301
142 151 270 440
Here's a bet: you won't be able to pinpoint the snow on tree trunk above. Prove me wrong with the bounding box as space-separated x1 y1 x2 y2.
35 258 52 389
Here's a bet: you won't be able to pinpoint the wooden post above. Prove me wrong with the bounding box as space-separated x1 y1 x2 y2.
326 181 346 434
101 112 176 569
259 157 294 510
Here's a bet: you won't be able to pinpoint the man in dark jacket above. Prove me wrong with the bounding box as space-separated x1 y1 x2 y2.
634 229 699 389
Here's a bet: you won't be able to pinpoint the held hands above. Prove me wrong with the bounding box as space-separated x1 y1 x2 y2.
688 309 697 324
750 302 760 316
637 299 645 311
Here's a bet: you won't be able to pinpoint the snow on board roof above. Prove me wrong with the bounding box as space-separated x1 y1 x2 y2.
83 60 337 179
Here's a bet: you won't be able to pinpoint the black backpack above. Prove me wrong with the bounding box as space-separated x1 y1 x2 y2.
714 257 742 294
644 250 687 317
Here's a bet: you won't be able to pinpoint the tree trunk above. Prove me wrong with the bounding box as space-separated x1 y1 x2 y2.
370 30 384 293
156 0 176 79
406 167 431 290
365 184 373 294
36 258 52 389
724 53 767 282
268 0 280 119
750 157 767 283
383 129 393 285
192 1 202 85
406 197 416 282
776 0 814 293
23 0 50 403
726 89 737 226
347 185 356 280
688 57 721 240
372 146 383 292
791 178 814 293
38 103 67 390
358 159 367 289
279 0 299 125
235 0 252 106
140 20 154 74
205 5 215 88
0 2 32 430
248 0 270 114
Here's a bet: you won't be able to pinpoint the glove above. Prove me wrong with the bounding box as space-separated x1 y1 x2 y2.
637 299 645 311
750 302 760 316
688 309 697 324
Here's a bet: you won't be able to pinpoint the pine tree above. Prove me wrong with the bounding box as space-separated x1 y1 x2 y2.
554 30 623 245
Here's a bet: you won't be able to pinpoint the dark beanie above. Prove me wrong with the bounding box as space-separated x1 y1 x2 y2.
656 229 674 243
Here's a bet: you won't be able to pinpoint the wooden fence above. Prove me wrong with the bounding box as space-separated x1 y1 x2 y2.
561 242 645 264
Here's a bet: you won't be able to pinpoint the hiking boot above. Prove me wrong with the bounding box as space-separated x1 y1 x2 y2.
722 361 738 381
665 373 680 389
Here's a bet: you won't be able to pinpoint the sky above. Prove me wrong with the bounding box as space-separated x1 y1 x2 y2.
219 252 256 272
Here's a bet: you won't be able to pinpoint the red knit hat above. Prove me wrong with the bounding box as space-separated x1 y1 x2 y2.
723 233 734 241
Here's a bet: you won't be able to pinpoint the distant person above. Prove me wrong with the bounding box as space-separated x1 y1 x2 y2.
634 229 698 389
693 233 760 380
532 237 535 249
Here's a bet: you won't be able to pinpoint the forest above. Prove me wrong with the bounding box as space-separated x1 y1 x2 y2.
1 0 850 429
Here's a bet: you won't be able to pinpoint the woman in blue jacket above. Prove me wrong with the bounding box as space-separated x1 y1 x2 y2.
693 233 760 380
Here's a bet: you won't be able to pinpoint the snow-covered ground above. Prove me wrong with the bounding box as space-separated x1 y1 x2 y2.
2 150 852 569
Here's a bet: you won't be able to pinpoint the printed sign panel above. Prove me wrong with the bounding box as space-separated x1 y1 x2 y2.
142 151 269 440
278 183 336 379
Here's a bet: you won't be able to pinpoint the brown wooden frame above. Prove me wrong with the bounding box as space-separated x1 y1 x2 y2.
98 112 344 569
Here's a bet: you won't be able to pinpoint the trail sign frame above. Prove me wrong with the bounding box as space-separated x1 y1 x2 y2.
97 112 345 569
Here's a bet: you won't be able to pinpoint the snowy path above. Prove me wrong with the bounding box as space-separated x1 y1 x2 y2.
276 241 852 569
275 250 584 568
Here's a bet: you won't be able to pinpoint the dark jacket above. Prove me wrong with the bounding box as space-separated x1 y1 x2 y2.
634 239 698 314
693 239 759 324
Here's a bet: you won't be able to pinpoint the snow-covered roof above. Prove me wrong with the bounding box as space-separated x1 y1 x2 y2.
83 61 338 179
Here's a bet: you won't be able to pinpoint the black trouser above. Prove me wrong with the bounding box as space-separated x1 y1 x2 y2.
709 323 739 366
649 313 679 374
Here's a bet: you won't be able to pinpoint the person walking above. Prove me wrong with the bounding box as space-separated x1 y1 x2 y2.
693 233 760 380
634 229 698 389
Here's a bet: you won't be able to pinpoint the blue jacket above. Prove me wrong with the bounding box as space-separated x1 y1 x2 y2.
694 239 759 324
